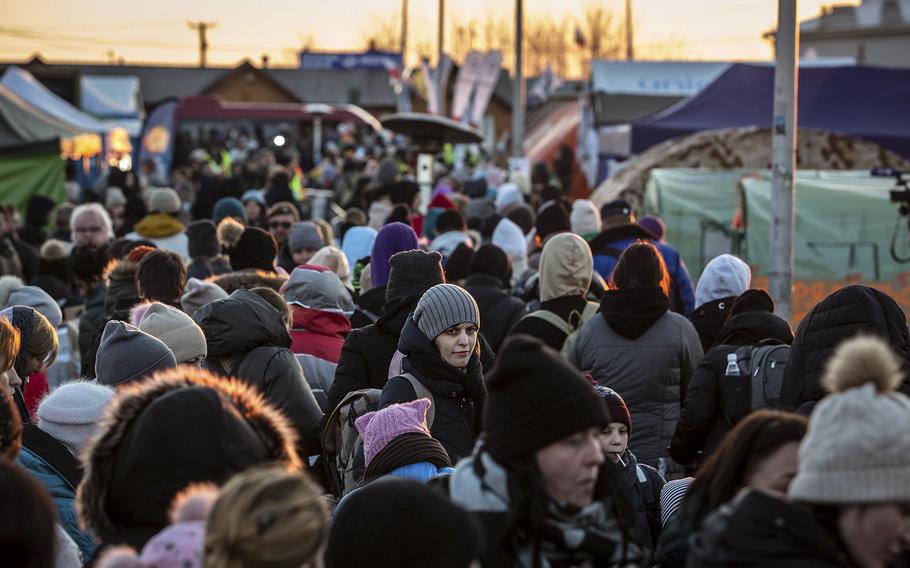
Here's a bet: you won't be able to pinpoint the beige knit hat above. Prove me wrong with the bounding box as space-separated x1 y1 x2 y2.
139 302 207 364
147 188 181 215
788 335 910 504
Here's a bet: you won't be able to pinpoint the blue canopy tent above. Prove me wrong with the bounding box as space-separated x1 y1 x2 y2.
631 64 910 159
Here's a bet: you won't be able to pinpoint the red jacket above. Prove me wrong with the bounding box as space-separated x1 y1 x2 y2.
289 305 351 363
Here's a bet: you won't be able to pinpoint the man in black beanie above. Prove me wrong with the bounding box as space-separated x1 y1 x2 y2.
448 335 643 567
325 250 445 415
464 244 527 354
185 220 230 280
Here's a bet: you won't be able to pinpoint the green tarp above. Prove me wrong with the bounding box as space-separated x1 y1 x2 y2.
642 168 900 281
0 143 65 212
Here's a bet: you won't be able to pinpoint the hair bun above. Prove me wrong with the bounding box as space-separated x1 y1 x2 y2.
822 335 904 394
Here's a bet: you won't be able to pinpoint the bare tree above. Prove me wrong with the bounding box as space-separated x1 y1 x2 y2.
360 11 401 52
576 3 624 77
525 16 571 77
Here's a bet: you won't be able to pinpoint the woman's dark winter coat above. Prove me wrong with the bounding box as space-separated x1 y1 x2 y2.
194 289 323 457
688 490 852 567
569 287 703 469
464 273 527 354
670 310 793 466
379 316 485 463
782 285 910 414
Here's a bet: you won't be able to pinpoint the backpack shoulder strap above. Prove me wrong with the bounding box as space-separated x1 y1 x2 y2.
400 373 436 428
580 301 599 322
525 309 575 335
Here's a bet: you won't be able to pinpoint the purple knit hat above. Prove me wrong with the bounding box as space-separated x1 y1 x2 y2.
355 398 432 466
638 215 666 242
370 222 419 288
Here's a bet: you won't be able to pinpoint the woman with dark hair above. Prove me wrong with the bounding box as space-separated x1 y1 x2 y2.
0 307 58 423
380 283 485 463
569 241 703 475
655 409 807 567
448 335 643 567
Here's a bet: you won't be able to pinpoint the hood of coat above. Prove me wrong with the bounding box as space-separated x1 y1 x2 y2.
430 231 472 258
291 305 351 338
104 260 140 319
539 233 594 302
193 289 292 358
133 213 185 239
284 266 354 315
212 269 287 294
719 310 793 346
600 287 669 340
76 367 301 549
694 255 751 309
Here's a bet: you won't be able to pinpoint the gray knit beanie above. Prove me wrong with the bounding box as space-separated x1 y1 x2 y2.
95 320 177 386
413 284 480 341
180 277 228 317
288 222 324 253
788 336 910 504
138 302 208 364
37 381 115 457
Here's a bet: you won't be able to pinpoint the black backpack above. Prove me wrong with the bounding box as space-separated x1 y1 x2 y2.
723 342 790 425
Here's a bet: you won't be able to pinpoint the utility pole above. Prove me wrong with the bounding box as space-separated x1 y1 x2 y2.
400 0 408 67
187 21 217 68
769 0 799 320
438 0 445 116
512 0 524 158
625 0 634 60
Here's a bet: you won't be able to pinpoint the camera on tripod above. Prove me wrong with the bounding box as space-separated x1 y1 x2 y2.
874 168 910 213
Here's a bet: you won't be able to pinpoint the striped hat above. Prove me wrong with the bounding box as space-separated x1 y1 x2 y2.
413 284 480 341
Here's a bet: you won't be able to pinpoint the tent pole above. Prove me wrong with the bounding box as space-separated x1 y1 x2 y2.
769 0 798 321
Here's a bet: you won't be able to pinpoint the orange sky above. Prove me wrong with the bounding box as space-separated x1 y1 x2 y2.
0 0 852 70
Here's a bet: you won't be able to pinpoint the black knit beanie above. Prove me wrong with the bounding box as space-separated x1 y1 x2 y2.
186 220 219 259
730 289 775 316
385 250 445 302
469 244 509 281
444 243 474 283
326 478 483 568
484 335 608 463
535 199 571 240
594 386 632 432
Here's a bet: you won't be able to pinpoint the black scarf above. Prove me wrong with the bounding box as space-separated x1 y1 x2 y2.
400 317 487 434
600 287 669 340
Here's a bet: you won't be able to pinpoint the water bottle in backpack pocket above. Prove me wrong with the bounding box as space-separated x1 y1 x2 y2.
723 343 790 425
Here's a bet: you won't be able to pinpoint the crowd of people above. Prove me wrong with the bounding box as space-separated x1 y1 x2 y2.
1 130 909 568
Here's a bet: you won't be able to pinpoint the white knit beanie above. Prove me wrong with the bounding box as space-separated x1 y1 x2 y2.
570 199 602 236
37 381 115 457
788 336 910 504
139 302 208 364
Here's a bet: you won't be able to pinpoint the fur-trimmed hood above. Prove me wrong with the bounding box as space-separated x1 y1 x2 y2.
213 269 287 294
76 366 301 550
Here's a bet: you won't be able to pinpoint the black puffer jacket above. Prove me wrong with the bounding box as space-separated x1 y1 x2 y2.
781 285 910 414
349 284 386 329
464 273 527 354
670 309 793 466
380 316 485 462
617 449 665 552
194 289 323 457
688 490 852 567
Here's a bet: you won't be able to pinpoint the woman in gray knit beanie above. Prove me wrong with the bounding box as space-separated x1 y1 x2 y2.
378 284 485 463
689 335 910 568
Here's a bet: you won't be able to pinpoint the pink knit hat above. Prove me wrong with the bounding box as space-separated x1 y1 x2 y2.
355 398 432 466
